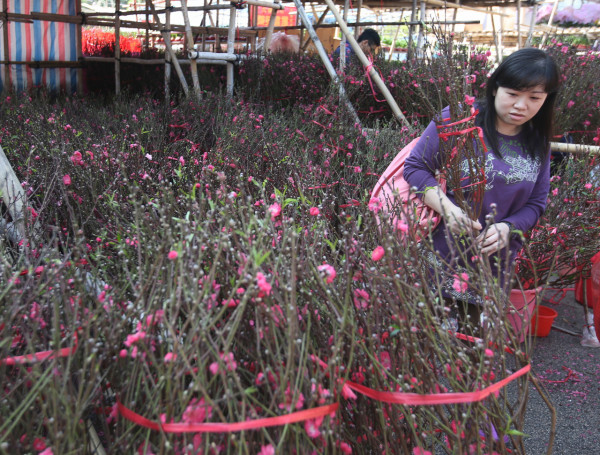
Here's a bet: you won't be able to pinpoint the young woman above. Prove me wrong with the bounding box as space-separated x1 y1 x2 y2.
403 48 560 318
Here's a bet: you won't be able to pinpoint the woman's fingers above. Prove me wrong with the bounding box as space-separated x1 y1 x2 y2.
477 223 510 254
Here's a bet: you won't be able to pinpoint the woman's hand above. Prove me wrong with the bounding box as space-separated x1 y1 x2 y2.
477 222 511 255
444 205 482 236
423 186 482 236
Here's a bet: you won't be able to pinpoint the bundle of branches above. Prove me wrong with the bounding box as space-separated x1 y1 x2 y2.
517 154 600 289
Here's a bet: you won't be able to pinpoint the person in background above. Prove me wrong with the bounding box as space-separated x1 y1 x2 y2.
332 28 381 63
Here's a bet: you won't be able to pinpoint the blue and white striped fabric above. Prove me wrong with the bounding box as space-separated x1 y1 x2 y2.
1 0 78 93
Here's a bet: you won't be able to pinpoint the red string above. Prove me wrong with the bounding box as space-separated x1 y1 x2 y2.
117 401 339 433
345 364 530 406
363 57 386 103
1 332 79 366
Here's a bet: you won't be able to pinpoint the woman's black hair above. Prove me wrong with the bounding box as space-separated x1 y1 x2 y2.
476 47 560 160
357 28 381 47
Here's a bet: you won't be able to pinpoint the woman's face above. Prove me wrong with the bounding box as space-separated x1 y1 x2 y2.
493 85 548 136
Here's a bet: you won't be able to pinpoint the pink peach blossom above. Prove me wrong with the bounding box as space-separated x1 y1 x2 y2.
371 246 385 261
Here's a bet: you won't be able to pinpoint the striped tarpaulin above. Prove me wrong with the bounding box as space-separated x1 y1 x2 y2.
1 0 78 93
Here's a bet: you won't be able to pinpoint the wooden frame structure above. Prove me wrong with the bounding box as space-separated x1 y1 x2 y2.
0 1 596 110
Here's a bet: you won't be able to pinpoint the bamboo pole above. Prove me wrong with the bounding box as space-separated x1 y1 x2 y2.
2 0 11 92
550 142 600 155
339 0 349 71
408 0 417 61
451 1 458 33
516 0 521 49
540 0 560 48
181 0 202 99
417 0 425 59
245 19 480 30
75 0 83 95
499 7 504 58
226 5 236 98
355 0 363 39
291 0 361 127
321 0 412 131
264 0 282 52
165 0 172 104
490 7 500 62
115 1 121 96
83 4 232 17
187 51 240 61
387 16 402 62
526 3 538 47
16 10 477 31
145 0 150 52
230 0 283 10
215 0 220 52
86 56 231 65
251 4 258 50
148 1 189 97
299 0 305 49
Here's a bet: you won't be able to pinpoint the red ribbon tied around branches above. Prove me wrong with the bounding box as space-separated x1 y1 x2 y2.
0 332 79 366
117 400 339 433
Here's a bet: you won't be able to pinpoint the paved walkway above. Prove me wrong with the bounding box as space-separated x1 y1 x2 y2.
523 289 600 454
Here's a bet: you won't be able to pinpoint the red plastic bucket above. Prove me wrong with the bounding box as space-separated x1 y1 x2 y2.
507 288 538 342
530 305 558 337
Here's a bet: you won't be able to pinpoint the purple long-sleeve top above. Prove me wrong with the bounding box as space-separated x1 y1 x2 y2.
403 107 551 302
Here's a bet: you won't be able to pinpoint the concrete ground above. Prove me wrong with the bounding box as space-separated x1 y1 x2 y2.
522 288 600 454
